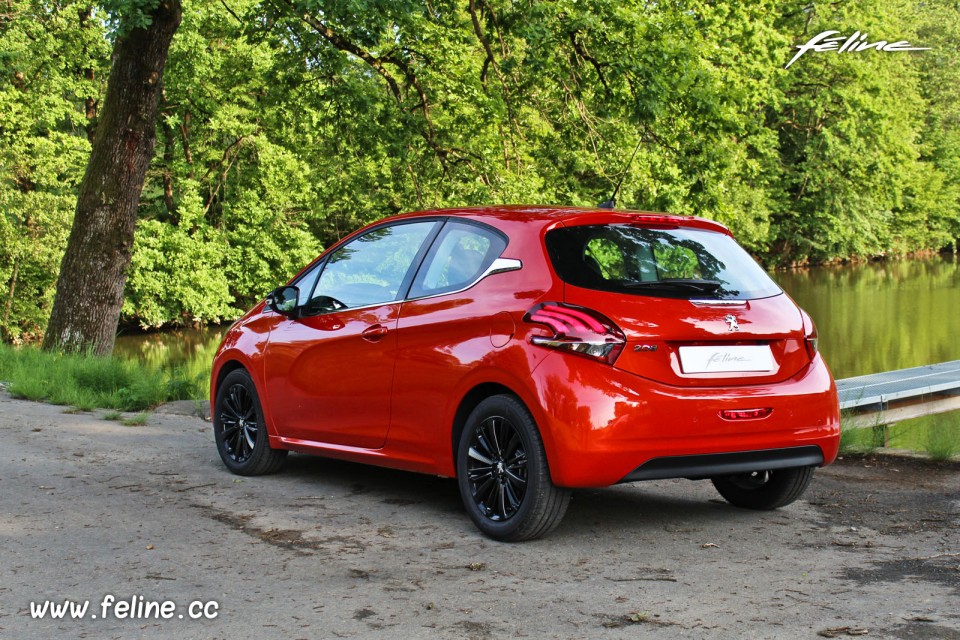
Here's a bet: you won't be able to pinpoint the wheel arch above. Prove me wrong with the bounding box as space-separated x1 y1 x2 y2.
214 359 247 394
450 382 517 473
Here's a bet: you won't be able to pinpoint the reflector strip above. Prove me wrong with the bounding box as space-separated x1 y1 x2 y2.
719 408 773 421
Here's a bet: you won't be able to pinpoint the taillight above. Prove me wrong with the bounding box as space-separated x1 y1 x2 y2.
524 303 625 364
800 310 818 359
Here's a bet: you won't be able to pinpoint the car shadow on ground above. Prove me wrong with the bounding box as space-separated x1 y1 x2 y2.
249 453 757 540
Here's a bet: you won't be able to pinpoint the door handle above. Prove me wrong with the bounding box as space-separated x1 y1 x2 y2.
361 324 389 342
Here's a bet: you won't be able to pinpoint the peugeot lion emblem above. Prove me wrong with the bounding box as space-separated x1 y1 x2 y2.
724 314 739 332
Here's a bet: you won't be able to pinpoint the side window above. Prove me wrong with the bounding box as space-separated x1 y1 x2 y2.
410 222 506 298
292 261 324 307
305 221 436 314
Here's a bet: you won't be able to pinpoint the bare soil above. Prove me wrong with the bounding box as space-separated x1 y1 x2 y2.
1 392 957 639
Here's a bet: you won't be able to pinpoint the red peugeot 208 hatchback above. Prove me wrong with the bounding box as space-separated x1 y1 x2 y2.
211 206 840 541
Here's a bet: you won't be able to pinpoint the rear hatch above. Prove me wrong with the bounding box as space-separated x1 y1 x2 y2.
544 217 812 386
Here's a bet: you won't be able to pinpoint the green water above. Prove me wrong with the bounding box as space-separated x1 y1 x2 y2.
114 324 227 375
775 255 960 380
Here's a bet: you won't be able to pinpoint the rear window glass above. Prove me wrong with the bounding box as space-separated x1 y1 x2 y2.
545 224 781 300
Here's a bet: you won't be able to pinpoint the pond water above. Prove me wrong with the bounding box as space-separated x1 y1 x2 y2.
776 255 960 380
113 324 227 379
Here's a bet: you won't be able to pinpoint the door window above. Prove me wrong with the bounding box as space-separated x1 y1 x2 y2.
305 221 436 313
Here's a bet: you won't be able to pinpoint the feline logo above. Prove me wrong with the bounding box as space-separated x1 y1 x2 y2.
786 30 930 69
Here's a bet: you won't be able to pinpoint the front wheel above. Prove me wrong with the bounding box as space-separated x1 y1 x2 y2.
456 395 570 542
214 369 287 476
711 466 815 510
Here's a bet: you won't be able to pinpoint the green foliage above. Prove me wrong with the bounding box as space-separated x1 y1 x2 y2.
771 0 959 264
1 0 959 338
0 0 109 342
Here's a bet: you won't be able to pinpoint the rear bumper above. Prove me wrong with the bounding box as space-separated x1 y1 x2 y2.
620 446 824 482
529 353 840 488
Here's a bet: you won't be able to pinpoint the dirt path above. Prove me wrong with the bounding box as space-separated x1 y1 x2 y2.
1 392 957 639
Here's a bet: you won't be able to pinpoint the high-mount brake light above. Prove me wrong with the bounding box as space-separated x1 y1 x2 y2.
630 214 682 225
719 408 773 421
525 303 625 364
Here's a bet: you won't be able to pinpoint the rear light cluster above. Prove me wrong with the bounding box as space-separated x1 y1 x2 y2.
525 303 625 364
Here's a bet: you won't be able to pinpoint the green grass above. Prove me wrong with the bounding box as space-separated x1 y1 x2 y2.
840 408 960 461
121 412 150 426
887 412 960 461
839 408 887 454
0 344 208 412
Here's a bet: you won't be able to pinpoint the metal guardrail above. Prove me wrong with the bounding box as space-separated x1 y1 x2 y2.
837 360 960 409
836 360 960 427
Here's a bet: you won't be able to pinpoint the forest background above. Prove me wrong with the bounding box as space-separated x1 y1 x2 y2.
2 0 959 342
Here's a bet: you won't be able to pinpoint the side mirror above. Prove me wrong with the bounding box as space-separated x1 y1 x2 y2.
267 286 300 315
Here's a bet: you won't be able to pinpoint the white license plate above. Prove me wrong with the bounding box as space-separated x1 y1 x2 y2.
678 345 775 374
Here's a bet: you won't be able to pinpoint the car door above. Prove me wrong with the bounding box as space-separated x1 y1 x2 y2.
263 220 439 449
388 221 512 458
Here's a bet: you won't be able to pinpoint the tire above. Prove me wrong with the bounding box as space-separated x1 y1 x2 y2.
456 395 570 541
711 466 815 510
214 369 287 476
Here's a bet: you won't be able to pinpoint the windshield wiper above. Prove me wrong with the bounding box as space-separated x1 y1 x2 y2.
623 279 723 293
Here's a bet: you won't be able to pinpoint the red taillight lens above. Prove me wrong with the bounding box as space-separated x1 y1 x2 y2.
525 303 625 364
719 408 773 421
800 310 819 359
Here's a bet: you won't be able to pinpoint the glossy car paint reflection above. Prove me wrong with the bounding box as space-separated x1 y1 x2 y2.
212 205 841 539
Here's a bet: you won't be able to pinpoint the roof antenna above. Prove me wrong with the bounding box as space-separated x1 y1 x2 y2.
598 138 643 209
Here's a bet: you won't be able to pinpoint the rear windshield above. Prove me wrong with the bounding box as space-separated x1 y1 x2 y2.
545 224 781 300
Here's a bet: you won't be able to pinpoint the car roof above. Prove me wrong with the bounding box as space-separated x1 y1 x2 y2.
393 205 732 236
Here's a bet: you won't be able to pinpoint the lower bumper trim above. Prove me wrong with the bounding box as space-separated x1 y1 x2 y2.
619 445 825 482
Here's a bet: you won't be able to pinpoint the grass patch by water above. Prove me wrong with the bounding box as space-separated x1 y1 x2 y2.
840 408 960 460
0 344 208 412
887 412 960 461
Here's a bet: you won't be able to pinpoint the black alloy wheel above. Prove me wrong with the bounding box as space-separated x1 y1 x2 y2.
214 369 287 476
467 414 529 522
457 395 570 541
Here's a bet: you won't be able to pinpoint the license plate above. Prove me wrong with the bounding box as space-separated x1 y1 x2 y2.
678 345 775 374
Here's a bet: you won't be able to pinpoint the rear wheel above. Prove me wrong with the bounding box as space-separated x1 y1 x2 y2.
711 466 815 510
456 395 570 541
214 369 287 476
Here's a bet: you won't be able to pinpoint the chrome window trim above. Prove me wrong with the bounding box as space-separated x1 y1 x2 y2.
405 257 523 304
689 299 748 307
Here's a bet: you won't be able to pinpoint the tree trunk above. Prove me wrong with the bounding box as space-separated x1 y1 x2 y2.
42 0 182 355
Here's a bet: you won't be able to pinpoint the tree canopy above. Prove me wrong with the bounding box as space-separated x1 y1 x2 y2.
2 0 958 342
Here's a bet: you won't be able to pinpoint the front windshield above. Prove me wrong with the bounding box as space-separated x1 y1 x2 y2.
545 224 781 300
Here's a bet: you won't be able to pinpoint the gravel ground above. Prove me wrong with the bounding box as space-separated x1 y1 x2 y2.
1 391 957 640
